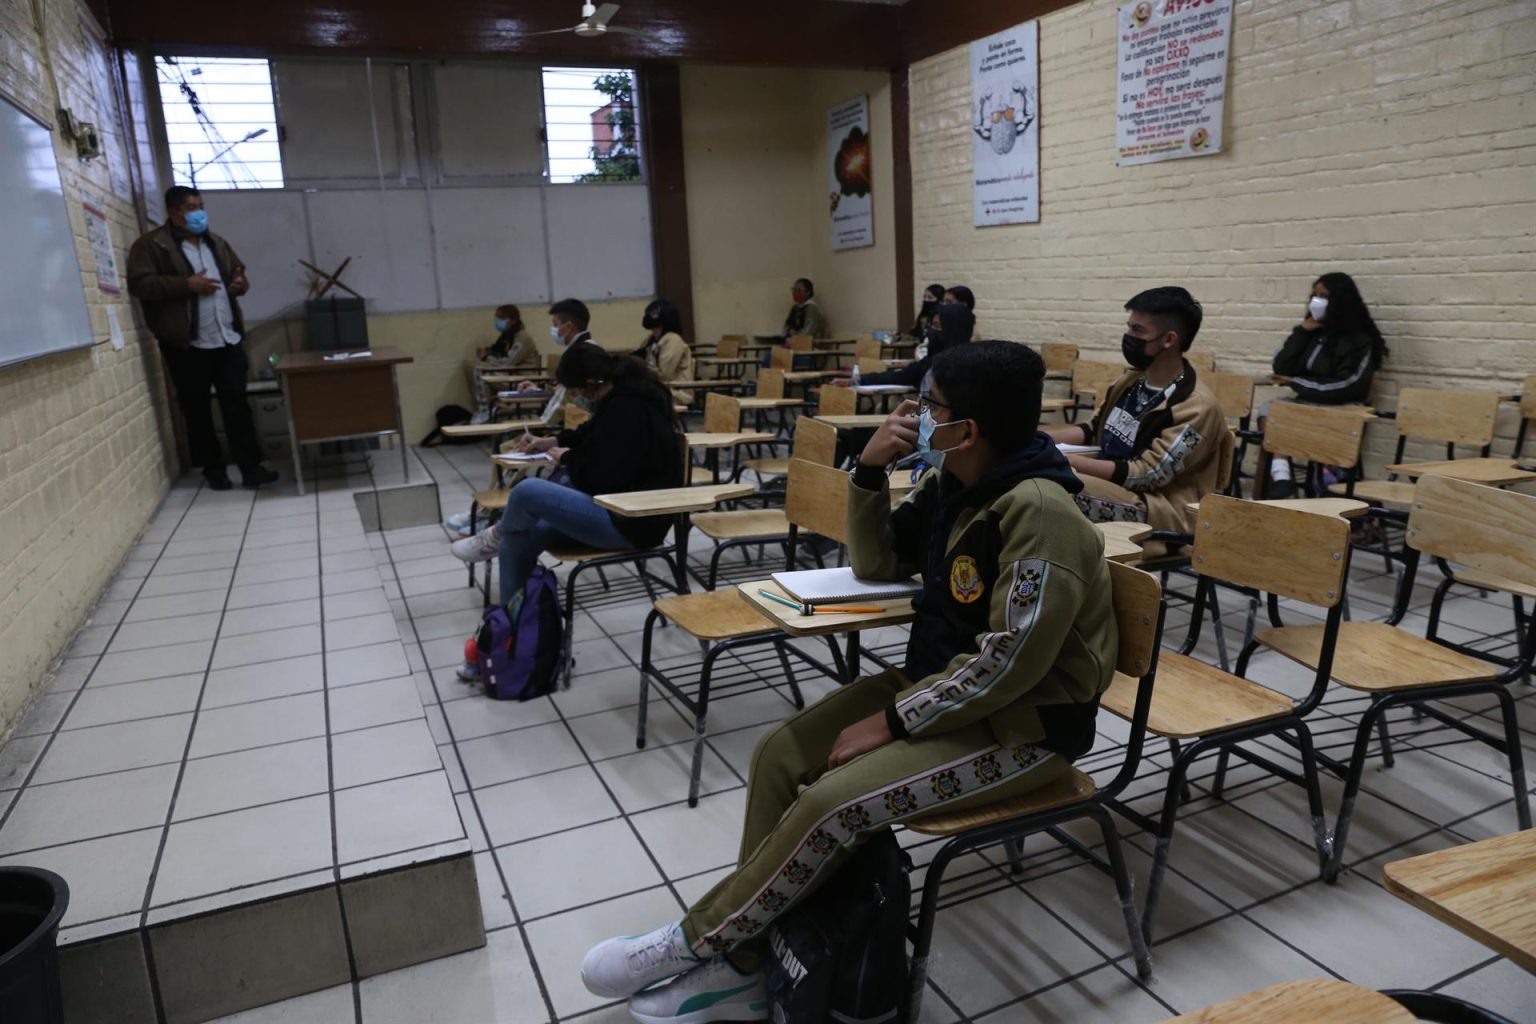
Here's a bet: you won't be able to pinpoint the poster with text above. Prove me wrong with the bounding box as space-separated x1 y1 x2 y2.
82 200 121 295
1116 0 1234 166
828 95 873 251
971 20 1040 227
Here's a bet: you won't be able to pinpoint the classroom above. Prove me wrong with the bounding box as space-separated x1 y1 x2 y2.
0 0 1532 1021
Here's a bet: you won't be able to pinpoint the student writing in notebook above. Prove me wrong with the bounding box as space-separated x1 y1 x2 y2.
578 341 1118 1020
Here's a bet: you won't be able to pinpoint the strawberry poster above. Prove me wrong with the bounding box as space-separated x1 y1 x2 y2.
1116 0 1234 166
828 95 873 251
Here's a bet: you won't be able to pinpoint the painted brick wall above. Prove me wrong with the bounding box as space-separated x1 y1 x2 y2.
910 0 1536 468
0 0 175 733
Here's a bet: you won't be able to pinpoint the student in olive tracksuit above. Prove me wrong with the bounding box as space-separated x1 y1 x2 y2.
579 342 1118 1022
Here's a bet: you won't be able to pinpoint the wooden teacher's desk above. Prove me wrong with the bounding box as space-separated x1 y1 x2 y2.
274 347 413 495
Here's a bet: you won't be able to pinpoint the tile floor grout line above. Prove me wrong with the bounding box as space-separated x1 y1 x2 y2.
135 483 263 1024
375 507 566 1024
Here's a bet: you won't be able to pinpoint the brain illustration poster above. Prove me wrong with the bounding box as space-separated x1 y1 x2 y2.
970 20 1040 227
1116 0 1234 166
827 95 873 251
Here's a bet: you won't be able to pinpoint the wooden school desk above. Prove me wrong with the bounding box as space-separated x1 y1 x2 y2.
275 347 413 495
1383 828 1536 974
1384 458 1536 487
737 579 917 681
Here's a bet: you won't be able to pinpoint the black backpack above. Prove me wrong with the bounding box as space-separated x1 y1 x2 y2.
765 829 912 1024
420 404 474 446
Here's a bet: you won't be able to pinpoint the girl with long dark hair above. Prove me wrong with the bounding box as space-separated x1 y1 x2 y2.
450 345 683 603
634 298 695 406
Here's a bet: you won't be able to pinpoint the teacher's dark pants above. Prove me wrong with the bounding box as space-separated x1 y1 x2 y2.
162 340 264 477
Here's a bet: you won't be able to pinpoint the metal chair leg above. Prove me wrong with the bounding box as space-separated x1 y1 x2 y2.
1323 699 1386 882
774 641 806 710
1090 806 1153 980
1292 721 1335 879
1493 685 1533 829
1209 747 1232 801
906 840 957 1021
1140 746 1195 946
688 645 725 807
1167 738 1195 805
1003 836 1025 875
637 608 662 749
1376 711 1396 769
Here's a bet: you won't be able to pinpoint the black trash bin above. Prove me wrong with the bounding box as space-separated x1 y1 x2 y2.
0 867 69 1024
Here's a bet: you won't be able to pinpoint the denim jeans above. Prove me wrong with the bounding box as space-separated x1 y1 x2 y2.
497 477 636 605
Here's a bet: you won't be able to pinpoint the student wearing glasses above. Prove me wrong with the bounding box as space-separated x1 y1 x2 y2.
577 341 1117 1021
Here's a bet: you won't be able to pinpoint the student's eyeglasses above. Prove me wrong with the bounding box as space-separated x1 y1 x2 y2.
917 393 952 416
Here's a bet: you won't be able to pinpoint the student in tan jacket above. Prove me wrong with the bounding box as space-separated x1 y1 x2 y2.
1049 286 1232 533
633 298 694 407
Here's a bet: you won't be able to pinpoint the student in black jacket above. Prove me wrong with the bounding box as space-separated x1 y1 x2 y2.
830 302 976 391
1265 272 1388 495
451 345 683 604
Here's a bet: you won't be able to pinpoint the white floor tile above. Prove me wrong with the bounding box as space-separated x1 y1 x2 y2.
152 795 333 907
176 738 330 821
498 818 664 921
189 693 327 758
358 926 546 1024
226 577 322 610
440 691 562 742
627 790 745 880
1137 915 1331 1015
335 771 465 863
92 641 213 686
30 714 193 785
455 722 587 790
332 720 444 789
329 677 426 733
475 766 616 848
0 827 160 927
219 599 323 638
202 654 325 709
0 764 178 854
212 624 325 670
593 743 741 815
327 641 412 687
61 673 203 730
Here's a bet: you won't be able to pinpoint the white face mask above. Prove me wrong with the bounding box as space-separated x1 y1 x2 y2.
1308 296 1328 321
550 325 566 345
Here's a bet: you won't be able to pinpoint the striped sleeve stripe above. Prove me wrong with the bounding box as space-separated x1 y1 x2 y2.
1291 349 1372 393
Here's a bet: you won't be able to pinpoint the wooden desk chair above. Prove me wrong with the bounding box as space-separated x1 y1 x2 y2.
817 383 857 417
562 403 590 429
1252 476 1534 880
1257 400 1368 500
635 456 863 807
1040 342 1077 381
767 346 795 371
1067 360 1125 422
854 337 881 360
1209 371 1257 496
904 562 1163 1016
544 352 562 372
1161 979 1417 1024
1513 372 1536 459
1186 350 1215 373
740 369 798 482
693 418 839 589
1103 495 1349 942
1347 387 1501 509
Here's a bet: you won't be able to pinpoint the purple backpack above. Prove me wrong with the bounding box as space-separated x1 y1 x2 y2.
475 566 564 700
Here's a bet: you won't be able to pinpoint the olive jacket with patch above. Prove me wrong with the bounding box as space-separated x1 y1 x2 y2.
847 440 1118 760
1080 364 1233 532
125 224 246 351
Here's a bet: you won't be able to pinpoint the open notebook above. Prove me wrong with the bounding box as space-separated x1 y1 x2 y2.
770 566 922 609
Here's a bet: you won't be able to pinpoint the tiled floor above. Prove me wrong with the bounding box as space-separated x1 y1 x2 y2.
7 440 1536 1023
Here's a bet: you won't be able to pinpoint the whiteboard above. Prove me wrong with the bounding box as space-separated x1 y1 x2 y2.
0 94 94 369
430 187 548 309
306 190 438 313
546 184 655 300
201 190 312 321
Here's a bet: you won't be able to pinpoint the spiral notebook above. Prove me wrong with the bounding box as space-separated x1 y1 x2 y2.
770 567 922 609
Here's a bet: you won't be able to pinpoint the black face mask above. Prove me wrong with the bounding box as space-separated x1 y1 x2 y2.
642 314 661 331
1122 333 1157 371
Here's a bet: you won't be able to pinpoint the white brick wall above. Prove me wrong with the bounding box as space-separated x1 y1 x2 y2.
910 0 1536 468
0 0 175 734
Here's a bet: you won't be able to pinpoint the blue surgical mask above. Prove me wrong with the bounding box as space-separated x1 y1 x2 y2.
550 325 565 345
916 410 964 472
494 318 510 333
183 210 208 234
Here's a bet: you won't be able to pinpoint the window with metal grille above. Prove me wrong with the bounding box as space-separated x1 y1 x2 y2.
541 66 641 184
156 56 283 189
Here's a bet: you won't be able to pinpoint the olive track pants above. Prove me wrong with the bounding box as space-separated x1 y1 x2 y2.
680 669 1066 958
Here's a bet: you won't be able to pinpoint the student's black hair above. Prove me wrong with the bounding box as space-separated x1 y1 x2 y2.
923 283 946 301
165 185 200 211
644 299 685 337
943 285 976 312
548 298 591 331
929 340 1044 455
930 303 976 354
555 344 669 408
1124 286 1203 351
794 278 815 298
1315 272 1388 364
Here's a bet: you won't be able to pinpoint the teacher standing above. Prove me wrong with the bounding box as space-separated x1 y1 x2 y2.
126 185 278 490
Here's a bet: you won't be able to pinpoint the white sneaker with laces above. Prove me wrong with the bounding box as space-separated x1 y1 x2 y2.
628 957 768 1024
580 921 701 999
450 527 501 563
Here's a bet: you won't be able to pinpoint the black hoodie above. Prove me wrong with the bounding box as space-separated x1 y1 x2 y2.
861 303 977 389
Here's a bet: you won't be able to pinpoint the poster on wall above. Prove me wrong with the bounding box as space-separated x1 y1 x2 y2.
970 20 1040 227
1115 0 1234 166
827 94 874 251
81 198 122 295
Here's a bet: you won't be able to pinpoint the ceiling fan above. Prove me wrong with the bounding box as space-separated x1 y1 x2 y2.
520 3 641 39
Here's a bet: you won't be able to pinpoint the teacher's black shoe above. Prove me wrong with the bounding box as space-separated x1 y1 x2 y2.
204 470 233 491
242 466 281 489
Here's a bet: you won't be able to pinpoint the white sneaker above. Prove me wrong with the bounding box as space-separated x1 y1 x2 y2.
628 958 768 1024
581 921 702 999
450 527 500 563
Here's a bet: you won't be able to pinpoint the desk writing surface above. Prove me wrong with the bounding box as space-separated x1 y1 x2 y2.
684 432 777 449
1184 497 1370 519
737 398 802 411
594 482 755 517
814 414 889 430
737 581 916 637
1385 458 1536 486
274 346 412 375
1383 829 1536 973
1095 522 1153 562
